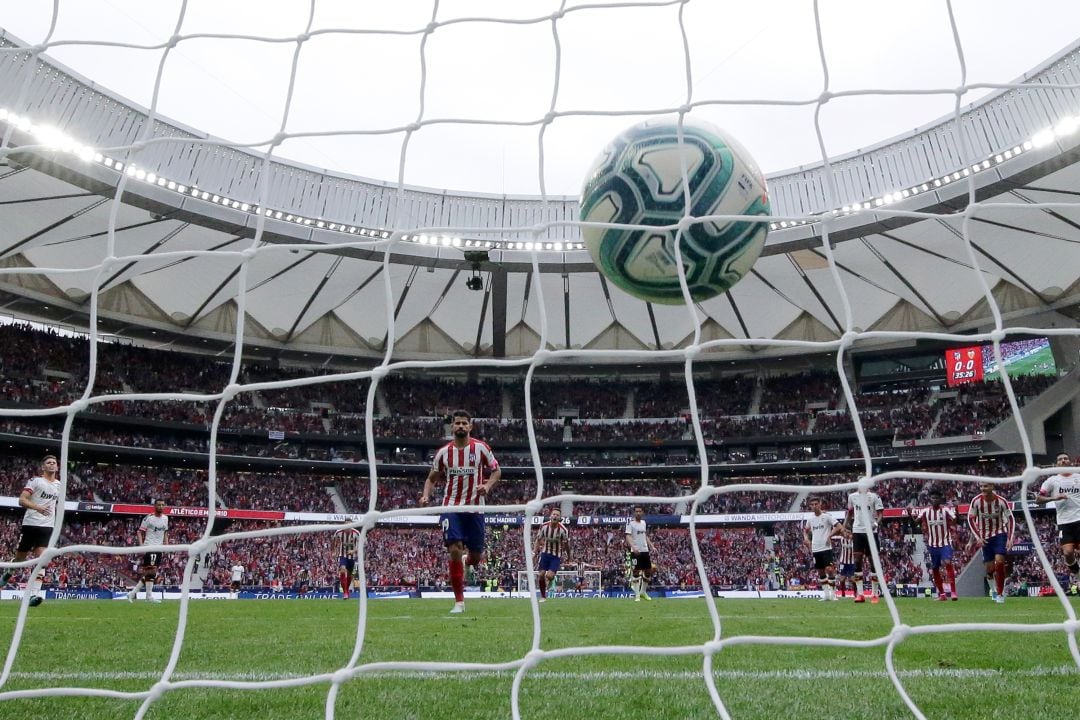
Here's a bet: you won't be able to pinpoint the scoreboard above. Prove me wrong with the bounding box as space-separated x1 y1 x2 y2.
945 345 984 386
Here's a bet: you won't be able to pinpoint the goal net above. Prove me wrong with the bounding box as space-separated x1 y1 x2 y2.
1 1 1080 719
516 569 602 595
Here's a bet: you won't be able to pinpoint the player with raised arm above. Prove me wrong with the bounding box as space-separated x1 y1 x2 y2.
534 507 571 602
1035 452 1080 582
420 409 501 614
908 489 959 601
803 496 842 601
127 499 168 603
967 482 1015 604
625 505 654 602
1 455 62 607
332 521 361 600
845 486 884 603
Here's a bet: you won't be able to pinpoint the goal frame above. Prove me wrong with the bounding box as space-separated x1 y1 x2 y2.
517 569 603 595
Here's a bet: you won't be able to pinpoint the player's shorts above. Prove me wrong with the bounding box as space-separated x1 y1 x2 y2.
838 563 855 578
441 512 485 553
852 531 878 556
1058 520 1080 546
812 549 835 571
927 545 954 569
338 556 356 574
141 552 162 568
231 580 241 590
632 552 653 572
981 533 1008 562
538 552 561 573
16 525 52 553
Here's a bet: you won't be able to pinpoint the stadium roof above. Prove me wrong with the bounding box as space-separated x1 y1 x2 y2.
1 33 1080 363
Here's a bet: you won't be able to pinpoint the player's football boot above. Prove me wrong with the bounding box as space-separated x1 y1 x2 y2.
28 596 43 607
853 594 866 603
993 593 1005 604
126 590 135 603
951 593 959 601
450 601 465 614
989 590 999 602
937 593 949 601
538 597 546 604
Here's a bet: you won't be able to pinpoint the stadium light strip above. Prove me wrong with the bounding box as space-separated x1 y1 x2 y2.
1 106 1076 251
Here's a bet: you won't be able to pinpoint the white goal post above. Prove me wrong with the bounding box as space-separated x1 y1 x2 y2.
517 569 602 594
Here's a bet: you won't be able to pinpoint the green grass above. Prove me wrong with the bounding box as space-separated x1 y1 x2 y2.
984 345 1056 380
1 597 1079 719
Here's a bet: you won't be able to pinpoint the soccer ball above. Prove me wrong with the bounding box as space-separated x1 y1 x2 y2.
579 117 770 304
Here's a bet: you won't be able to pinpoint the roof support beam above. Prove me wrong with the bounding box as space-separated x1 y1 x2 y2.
490 267 507 358
0 197 108 258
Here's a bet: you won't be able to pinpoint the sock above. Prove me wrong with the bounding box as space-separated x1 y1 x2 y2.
145 582 154 600
449 557 465 602
932 568 944 594
855 579 864 596
25 573 42 600
132 580 144 593
340 571 349 595
945 564 956 592
994 561 1005 595
538 574 547 598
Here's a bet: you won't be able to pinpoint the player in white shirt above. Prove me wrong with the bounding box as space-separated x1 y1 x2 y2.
1 455 62 607
1035 452 1080 581
803 496 842 601
625 505 654 601
127 499 168 603
845 488 884 603
230 563 245 599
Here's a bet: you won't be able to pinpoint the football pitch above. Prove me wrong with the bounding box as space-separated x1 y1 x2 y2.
985 344 1056 380
1 597 1079 719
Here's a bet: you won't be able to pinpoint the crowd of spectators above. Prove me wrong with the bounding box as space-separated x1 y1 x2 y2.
0 485 1071 593
0 324 1061 450
759 372 841 414
381 376 502 418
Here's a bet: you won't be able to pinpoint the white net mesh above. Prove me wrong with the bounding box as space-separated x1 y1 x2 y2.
0 2 1079 719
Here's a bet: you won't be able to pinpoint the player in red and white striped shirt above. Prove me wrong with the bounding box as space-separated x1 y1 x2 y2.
833 527 855 598
534 508 571 602
908 490 959 601
421 410 501 614
966 482 1015 604
332 523 361 600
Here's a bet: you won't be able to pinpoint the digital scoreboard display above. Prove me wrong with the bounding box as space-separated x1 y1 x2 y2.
944 337 1055 387
945 346 984 387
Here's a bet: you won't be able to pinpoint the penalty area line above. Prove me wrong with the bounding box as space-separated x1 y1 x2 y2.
7 666 1079 683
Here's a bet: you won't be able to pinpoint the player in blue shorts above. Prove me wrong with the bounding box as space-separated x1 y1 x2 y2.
421 410 501 614
534 508 571 602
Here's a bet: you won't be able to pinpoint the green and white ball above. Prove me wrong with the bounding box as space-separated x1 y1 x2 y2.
579 117 770 304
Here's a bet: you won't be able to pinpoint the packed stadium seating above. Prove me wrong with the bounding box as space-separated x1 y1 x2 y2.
0 323 1072 594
